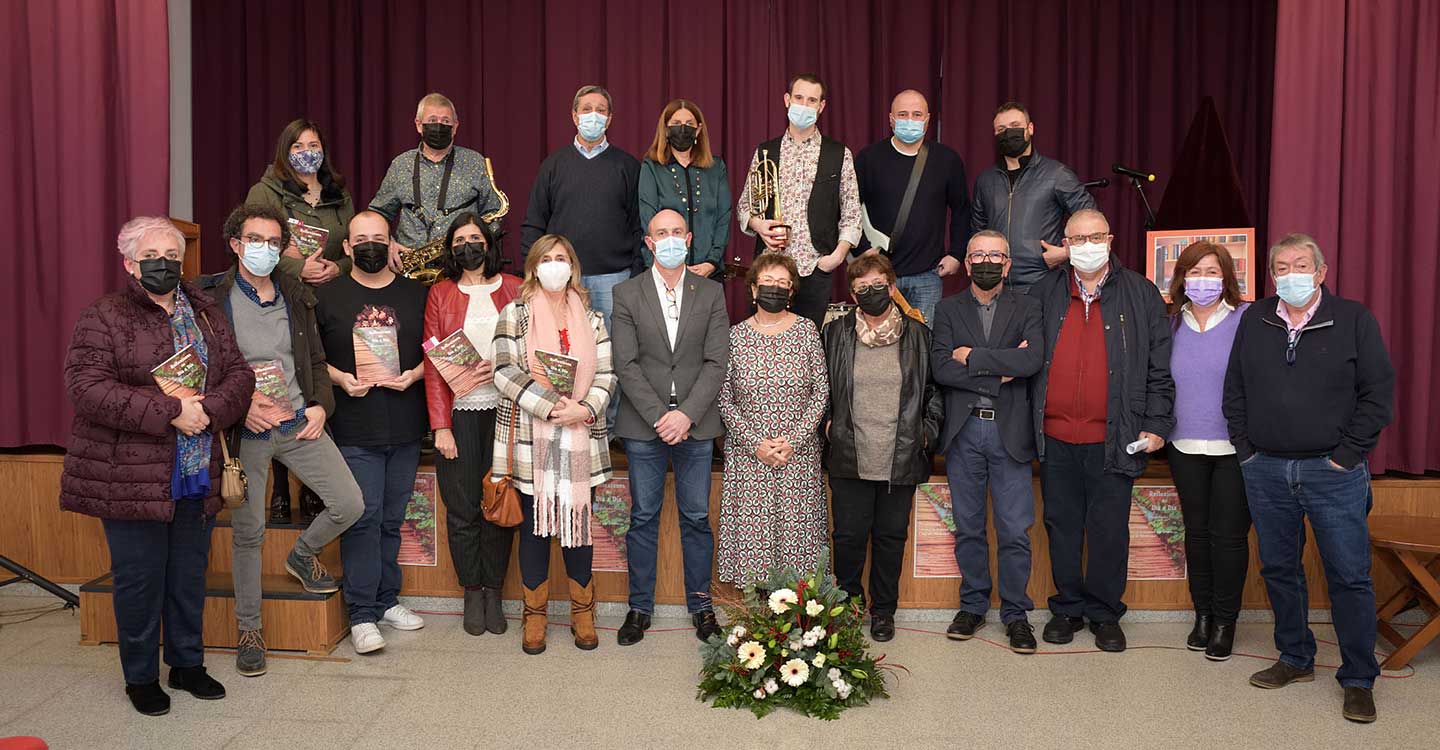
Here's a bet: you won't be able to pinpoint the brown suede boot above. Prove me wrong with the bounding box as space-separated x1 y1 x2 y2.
522 582 549 655
569 578 599 650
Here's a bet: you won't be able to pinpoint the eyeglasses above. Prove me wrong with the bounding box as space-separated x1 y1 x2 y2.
664 286 680 320
967 251 1010 263
851 282 889 295
1065 232 1111 245
242 234 283 251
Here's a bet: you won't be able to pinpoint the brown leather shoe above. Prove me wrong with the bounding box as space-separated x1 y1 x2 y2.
569 578 599 650
1342 687 1376 723
1249 661 1315 689
521 582 548 655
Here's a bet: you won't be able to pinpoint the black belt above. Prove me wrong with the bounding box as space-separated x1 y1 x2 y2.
971 407 996 421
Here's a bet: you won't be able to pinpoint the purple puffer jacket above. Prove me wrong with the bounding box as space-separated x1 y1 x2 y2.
60 278 255 521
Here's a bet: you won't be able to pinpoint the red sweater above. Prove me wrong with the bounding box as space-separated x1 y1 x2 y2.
1043 276 1109 444
423 274 523 430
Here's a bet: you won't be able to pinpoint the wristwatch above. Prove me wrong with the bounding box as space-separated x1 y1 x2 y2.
582 402 597 425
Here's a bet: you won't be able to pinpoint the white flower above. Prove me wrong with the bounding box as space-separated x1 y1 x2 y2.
801 633 819 648
726 634 739 647
808 625 827 640
753 688 767 699
737 641 766 670
768 588 799 614
827 668 841 681
731 625 747 639
805 599 824 616
780 658 811 687
837 681 853 700
764 678 779 695
812 653 827 668
788 638 803 652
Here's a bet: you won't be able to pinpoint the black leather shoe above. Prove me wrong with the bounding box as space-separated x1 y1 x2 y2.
1205 621 1236 661
267 490 292 525
1042 614 1085 644
1342 686 1377 723
1187 612 1214 651
1006 620 1038 654
946 611 983 641
125 681 170 716
298 484 324 523
1089 620 1127 652
167 665 226 700
616 610 650 646
1249 661 1315 689
693 610 721 642
870 614 896 642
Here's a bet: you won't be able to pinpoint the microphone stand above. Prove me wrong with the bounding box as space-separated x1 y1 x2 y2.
1127 175 1157 230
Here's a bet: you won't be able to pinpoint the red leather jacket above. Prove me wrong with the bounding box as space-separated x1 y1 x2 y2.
423 274 522 430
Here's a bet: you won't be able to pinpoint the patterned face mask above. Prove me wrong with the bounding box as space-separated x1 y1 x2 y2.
289 148 324 175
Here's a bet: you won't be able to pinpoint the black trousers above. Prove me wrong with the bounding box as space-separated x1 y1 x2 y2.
1167 446 1251 622
791 268 833 331
829 477 915 616
435 409 515 589
1040 437 1135 622
518 491 593 589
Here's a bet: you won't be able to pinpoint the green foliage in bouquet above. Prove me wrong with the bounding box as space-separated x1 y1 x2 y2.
404 491 436 551
696 555 902 720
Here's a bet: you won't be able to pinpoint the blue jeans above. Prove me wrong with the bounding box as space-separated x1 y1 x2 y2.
339 442 422 625
946 417 1036 623
1241 453 1378 688
896 268 943 327
101 500 213 685
584 270 629 428
623 436 715 613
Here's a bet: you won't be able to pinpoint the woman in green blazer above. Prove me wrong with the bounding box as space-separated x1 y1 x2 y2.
245 118 356 282
638 99 731 279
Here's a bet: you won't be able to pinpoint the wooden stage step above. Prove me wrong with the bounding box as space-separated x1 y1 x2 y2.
205 513 342 579
78 571 349 656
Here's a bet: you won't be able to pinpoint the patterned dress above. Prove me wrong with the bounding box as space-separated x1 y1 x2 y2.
717 316 830 585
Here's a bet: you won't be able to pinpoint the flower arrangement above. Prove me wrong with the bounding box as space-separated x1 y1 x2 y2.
696 558 901 720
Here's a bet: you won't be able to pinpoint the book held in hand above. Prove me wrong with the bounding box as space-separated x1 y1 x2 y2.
151 344 206 398
535 349 579 398
424 330 487 398
287 219 330 259
251 359 296 424
353 304 402 385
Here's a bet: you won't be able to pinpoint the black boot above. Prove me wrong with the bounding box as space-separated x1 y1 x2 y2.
167 665 226 700
463 588 486 636
1187 612 1214 651
268 461 292 524
483 585 507 635
1205 621 1236 661
297 484 324 523
125 681 170 716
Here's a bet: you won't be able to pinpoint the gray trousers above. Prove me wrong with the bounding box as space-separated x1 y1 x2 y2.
233 430 364 631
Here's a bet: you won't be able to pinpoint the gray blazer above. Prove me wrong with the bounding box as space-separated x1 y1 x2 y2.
610 268 730 441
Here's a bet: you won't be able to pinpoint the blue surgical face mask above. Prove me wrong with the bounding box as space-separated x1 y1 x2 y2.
653 236 688 269
577 111 608 142
893 118 925 144
241 241 280 277
787 102 818 130
288 148 324 175
1274 272 1317 307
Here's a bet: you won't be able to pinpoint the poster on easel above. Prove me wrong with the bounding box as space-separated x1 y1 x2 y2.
1146 228 1256 302
398 472 438 567
912 483 962 579
1128 485 1187 580
590 478 632 572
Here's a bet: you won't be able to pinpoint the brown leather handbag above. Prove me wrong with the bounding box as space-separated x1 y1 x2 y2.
482 403 523 527
218 431 248 508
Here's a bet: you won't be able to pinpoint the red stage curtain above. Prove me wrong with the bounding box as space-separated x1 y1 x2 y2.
0 0 170 448
1268 0 1440 473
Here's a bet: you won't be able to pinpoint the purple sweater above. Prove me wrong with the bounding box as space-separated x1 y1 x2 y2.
1170 304 1247 442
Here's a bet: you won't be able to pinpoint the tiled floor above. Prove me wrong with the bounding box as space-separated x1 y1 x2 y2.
1 592 1436 749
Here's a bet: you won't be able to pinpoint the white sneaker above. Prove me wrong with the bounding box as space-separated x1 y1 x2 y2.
351 622 386 654
381 604 425 631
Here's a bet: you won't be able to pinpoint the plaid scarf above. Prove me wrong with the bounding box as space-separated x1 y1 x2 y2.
169 289 212 500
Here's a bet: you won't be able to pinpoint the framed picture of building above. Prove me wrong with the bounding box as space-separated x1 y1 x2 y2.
1146 228 1256 301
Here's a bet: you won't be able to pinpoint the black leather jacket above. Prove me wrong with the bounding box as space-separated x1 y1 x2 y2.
822 311 943 484
969 150 1095 289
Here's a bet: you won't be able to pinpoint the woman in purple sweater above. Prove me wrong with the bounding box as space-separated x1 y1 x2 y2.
1165 242 1250 661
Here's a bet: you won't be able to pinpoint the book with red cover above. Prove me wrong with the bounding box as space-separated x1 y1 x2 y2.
287 219 330 258
423 330 486 398
251 359 295 424
534 349 579 398
151 344 206 398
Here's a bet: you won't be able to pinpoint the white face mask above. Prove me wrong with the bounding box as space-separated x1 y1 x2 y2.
536 260 572 292
1069 241 1110 273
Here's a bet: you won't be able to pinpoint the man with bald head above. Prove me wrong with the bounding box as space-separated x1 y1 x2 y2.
609 208 730 645
1030 207 1174 653
315 210 432 654
855 89 971 324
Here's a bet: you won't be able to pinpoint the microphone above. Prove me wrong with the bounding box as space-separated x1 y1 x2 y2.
1112 163 1156 182
1080 178 1110 189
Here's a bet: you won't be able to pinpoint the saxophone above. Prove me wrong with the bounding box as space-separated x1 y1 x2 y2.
400 157 509 285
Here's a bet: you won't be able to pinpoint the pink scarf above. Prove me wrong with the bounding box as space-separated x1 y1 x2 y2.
525 290 598 547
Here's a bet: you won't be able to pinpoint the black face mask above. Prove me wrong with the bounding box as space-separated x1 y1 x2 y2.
421 123 454 150
754 284 791 313
969 261 1005 291
137 258 181 295
854 285 893 316
666 124 698 153
351 241 390 274
996 127 1029 159
452 241 500 275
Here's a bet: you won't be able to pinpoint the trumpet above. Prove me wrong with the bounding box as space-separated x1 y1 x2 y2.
400 157 510 286
745 148 791 249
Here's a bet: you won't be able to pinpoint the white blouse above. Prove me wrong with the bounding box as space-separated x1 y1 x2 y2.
452 278 502 411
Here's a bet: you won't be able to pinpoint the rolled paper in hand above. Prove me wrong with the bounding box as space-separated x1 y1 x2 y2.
1125 438 1150 455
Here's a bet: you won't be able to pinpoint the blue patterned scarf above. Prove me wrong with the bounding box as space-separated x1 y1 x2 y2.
169 288 212 500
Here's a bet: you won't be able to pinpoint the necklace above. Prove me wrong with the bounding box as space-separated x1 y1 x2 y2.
753 315 785 328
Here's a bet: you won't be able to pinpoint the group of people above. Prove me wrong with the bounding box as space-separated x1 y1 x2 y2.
59 77 1395 724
